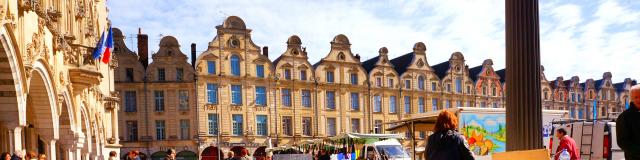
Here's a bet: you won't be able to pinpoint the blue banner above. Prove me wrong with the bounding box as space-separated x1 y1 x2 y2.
626 100 629 110
593 100 597 120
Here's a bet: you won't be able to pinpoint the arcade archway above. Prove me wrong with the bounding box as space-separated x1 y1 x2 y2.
201 146 223 160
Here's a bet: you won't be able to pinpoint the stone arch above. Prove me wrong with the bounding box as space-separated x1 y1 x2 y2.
27 60 60 141
0 26 28 129
78 104 93 158
201 146 223 160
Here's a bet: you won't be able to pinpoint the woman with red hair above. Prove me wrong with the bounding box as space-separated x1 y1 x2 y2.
425 110 474 160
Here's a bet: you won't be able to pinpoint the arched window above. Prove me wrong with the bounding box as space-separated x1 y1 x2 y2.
230 55 240 76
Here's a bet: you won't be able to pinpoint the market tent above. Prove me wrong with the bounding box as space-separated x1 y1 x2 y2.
385 108 461 132
329 133 404 141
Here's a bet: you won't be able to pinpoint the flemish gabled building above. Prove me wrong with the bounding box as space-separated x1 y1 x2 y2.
194 16 274 159
312 34 368 137
594 72 617 118
114 29 199 159
539 66 553 109
431 52 475 109
272 35 317 143
361 47 401 134
613 79 636 114
564 76 584 119
468 59 503 108
550 77 569 110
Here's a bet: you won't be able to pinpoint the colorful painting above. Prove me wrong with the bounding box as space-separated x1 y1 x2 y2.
459 113 506 156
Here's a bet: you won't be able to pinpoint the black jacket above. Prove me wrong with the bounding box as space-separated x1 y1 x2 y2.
616 103 640 160
425 130 474 160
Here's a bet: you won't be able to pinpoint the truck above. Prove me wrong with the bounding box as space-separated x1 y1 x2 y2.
386 107 569 160
549 119 623 160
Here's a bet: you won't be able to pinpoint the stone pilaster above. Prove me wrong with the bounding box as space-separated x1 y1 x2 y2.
505 0 543 151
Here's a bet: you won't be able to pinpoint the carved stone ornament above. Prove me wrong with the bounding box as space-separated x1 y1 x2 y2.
204 104 217 110
75 1 86 19
19 0 40 13
230 106 243 111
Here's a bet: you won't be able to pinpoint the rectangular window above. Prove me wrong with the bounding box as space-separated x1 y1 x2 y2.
300 70 307 81
282 89 291 107
302 90 311 107
571 93 576 102
180 119 189 140
326 118 337 136
126 121 138 141
404 96 411 114
389 96 397 113
256 65 265 78
256 115 268 136
418 78 425 90
481 102 487 108
374 95 382 113
255 87 267 106
351 118 360 133
207 83 218 104
466 86 471 94
208 114 218 135
231 85 242 105
351 93 359 111
418 97 425 113
456 79 462 93
302 117 312 136
483 87 487 95
446 83 452 92
374 120 383 134
492 87 497 96
126 68 134 82
388 78 394 88
326 71 334 83
232 114 243 135
456 100 462 107
405 80 411 89
578 94 581 102
326 91 335 109
158 68 165 81
282 116 293 136
155 120 165 140
432 82 437 91
284 69 291 80
376 77 382 87
419 132 426 139
124 91 137 112
445 100 451 108
351 73 358 85
178 90 189 111
493 102 498 108
432 98 438 111
176 68 184 81
154 91 164 112
207 61 216 75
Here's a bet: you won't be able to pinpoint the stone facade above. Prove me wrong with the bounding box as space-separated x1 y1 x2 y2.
114 16 637 158
0 0 119 159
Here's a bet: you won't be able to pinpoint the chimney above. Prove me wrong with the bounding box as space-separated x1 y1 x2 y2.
355 54 360 60
137 28 149 68
191 43 197 69
262 46 268 57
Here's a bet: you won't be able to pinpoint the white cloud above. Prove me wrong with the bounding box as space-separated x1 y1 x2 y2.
108 0 638 82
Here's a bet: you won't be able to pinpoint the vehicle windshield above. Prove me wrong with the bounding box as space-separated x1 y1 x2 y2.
376 145 410 158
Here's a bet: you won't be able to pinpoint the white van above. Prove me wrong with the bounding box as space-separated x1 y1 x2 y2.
550 120 623 160
360 139 411 160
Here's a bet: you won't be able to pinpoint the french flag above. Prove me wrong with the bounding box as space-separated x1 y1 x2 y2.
92 26 114 64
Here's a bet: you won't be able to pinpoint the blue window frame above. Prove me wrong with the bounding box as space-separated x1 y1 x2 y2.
570 107 575 118
255 86 266 105
326 71 334 83
389 96 397 113
282 89 291 107
418 76 425 90
284 69 291 80
302 90 311 107
404 96 411 114
208 114 218 135
256 65 264 78
326 91 335 109
232 114 243 135
207 61 216 74
256 115 268 136
231 55 240 76
418 97 425 113
351 93 359 110
432 98 438 111
456 78 462 93
207 83 218 104
374 95 382 112
350 73 358 85
231 85 242 105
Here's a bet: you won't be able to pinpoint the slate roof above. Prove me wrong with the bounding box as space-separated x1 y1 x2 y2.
431 61 450 80
495 69 505 84
389 53 414 75
613 82 626 93
468 65 483 82
595 79 604 91
361 56 380 73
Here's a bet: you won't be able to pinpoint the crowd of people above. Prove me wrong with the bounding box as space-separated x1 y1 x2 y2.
0 150 47 160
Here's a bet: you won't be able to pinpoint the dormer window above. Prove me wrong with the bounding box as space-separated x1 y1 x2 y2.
300 70 307 81
376 77 382 87
326 71 334 83
388 78 394 88
284 69 291 80
404 80 411 89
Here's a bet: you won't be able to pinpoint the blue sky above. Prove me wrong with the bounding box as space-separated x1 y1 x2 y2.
107 0 639 82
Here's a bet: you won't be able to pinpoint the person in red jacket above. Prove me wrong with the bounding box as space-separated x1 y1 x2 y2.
554 128 580 160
